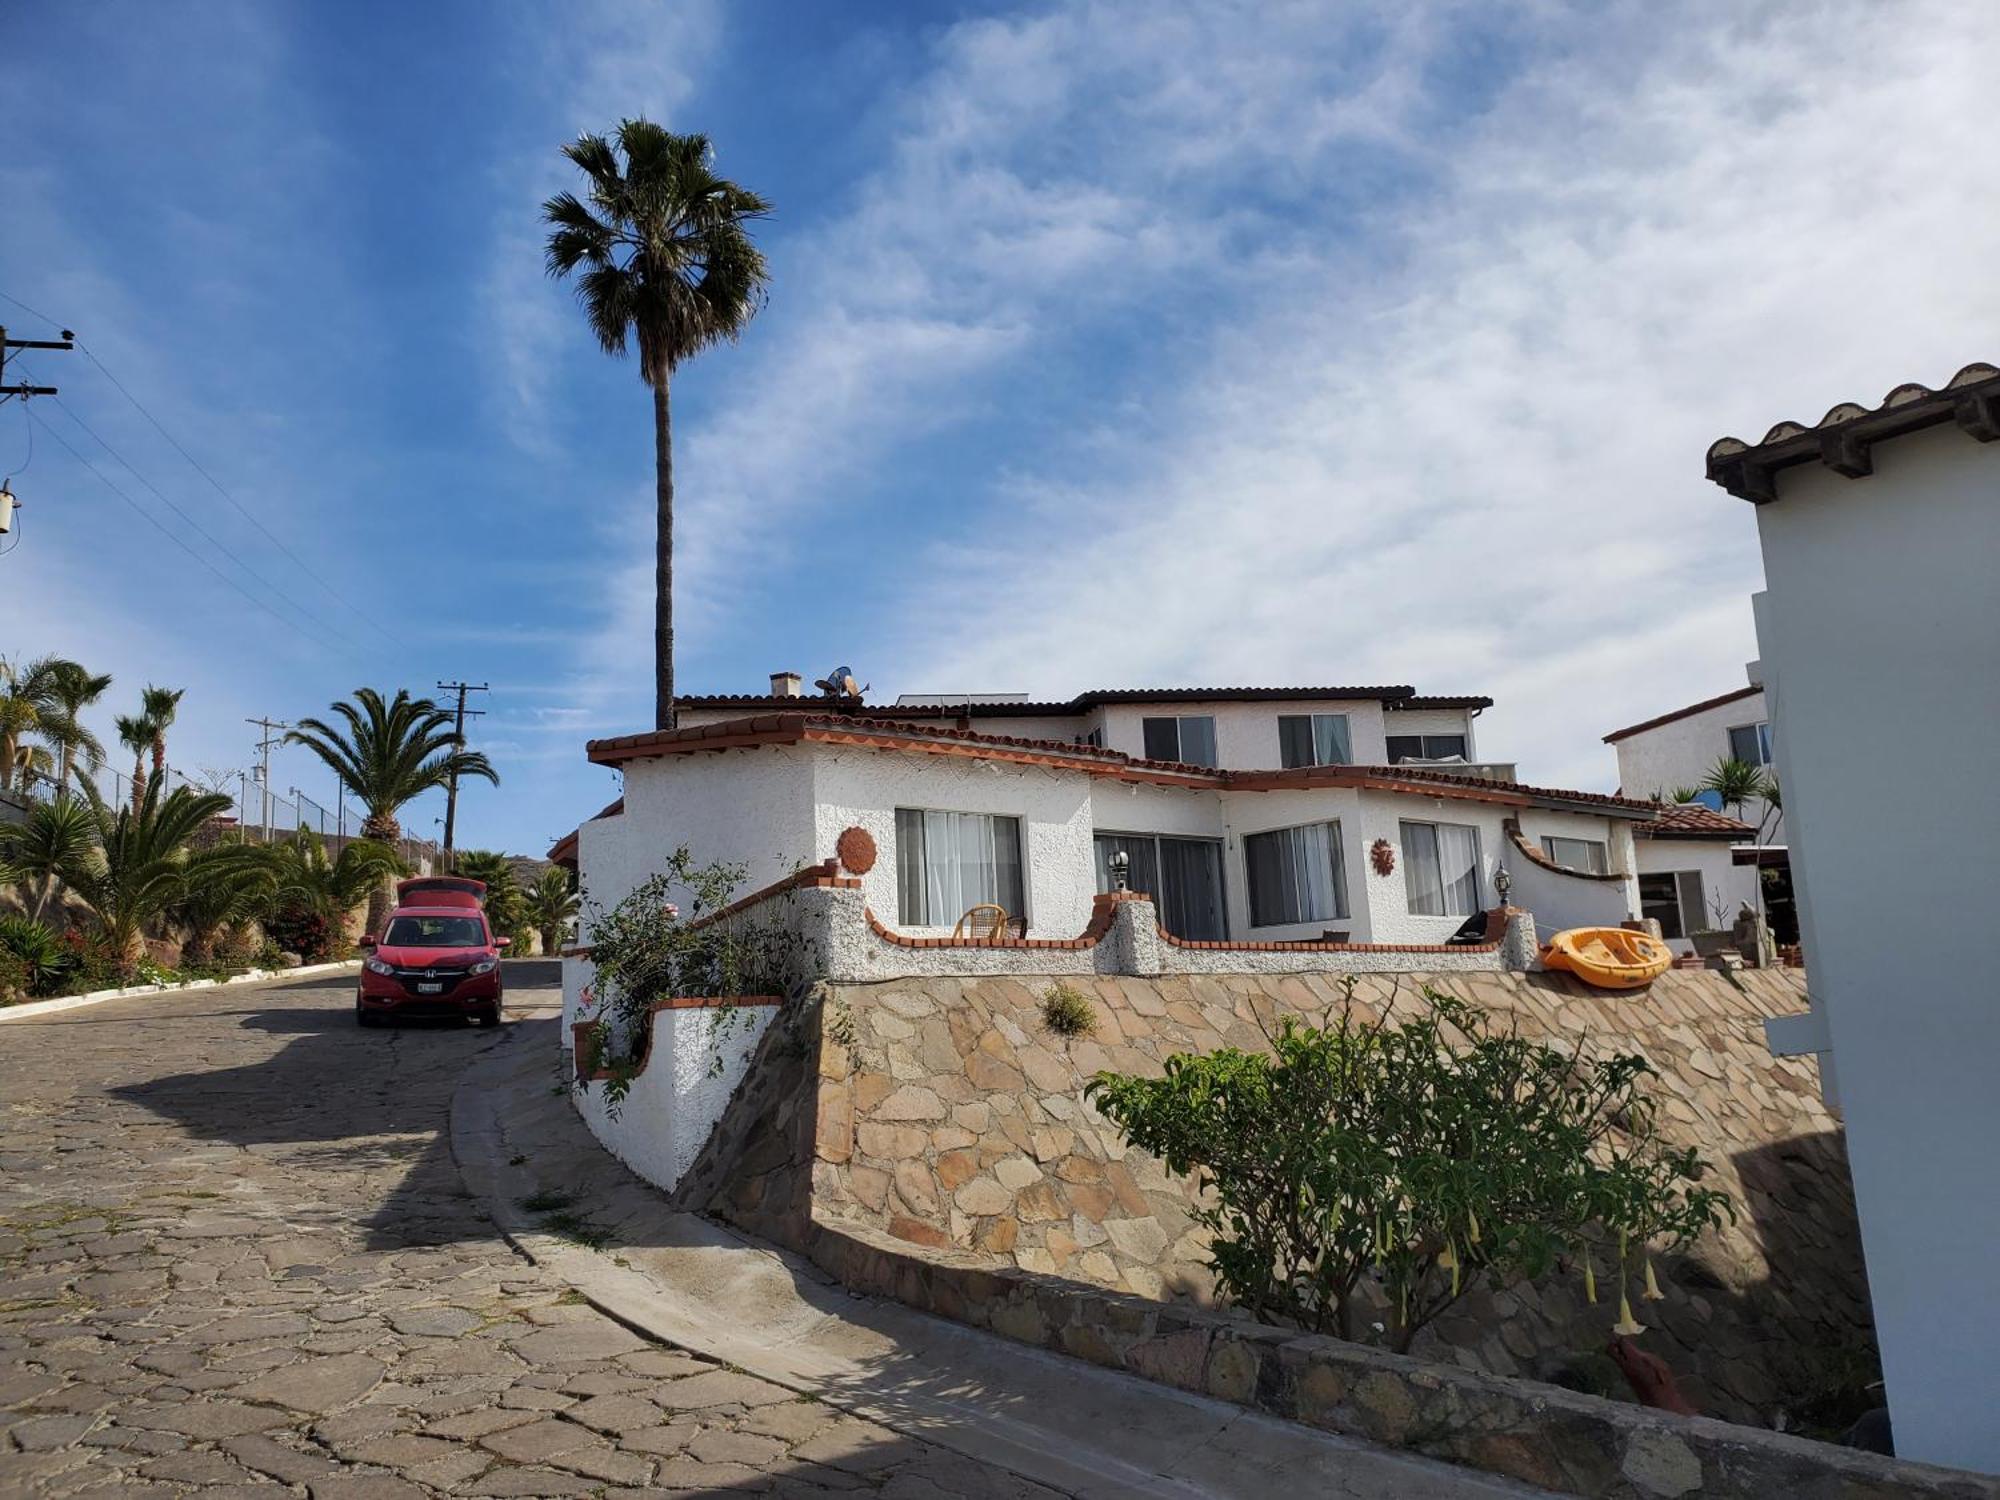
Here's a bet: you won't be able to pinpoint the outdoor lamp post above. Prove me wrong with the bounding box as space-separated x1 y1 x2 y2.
1494 864 1512 905
1109 849 1130 892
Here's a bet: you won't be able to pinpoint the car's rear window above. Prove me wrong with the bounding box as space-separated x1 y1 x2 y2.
383 915 487 947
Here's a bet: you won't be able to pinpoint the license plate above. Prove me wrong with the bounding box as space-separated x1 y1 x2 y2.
417 982 444 994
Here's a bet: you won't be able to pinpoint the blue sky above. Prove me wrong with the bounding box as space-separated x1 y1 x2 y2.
3 0 1996 856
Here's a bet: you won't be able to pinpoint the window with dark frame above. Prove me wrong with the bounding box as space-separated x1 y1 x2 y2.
1386 733 1470 763
894 808 1026 927
1244 821 1348 928
1278 713 1353 769
1638 870 1705 940
1092 832 1227 940
1141 715 1218 767
1727 721 1774 767
1401 819 1484 917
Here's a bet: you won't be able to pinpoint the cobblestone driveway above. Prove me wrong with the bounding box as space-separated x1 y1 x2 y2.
0 967 1061 1497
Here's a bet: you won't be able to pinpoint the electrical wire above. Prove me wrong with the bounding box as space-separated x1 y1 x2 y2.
27 375 362 651
0 287 401 650
25 407 364 662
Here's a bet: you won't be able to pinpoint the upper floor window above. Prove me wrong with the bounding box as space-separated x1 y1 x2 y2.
1728 721 1773 767
1541 835 1609 874
1076 727 1104 749
1245 821 1348 928
894 808 1025 927
1387 733 1469 764
1402 819 1484 917
1142 715 1217 767
1278 713 1352 769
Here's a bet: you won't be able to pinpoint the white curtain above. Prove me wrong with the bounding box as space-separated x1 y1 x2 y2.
900 809 1024 925
1404 822 1445 915
1247 822 1346 926
1437 823 1482 916
1315 714 1352 766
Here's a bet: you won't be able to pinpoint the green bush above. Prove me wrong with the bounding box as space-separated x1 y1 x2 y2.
1086 982 1731 1352
0 914 68 997
1040 982 1098 1039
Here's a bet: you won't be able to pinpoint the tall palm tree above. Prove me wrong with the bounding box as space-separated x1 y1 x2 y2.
0 655 61 793
115 711 155 810
70 775 236 964
524 865 581 957
140 684 186 784
0 793 97 922
543 121 772 730
286 689 498 935
40 660 112 791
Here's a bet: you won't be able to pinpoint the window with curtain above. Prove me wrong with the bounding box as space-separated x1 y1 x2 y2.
894 809 1025 926
1540 835 1610 874
1386 733 1470 763
1278 713 1353 769
1141 715 1218 767
1244 821 1348 927
1727 722 1774 766
1401 819 1484 916
1639 870 1705 939
1093 833 1227 940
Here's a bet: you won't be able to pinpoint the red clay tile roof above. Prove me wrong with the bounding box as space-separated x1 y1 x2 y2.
1707 361 2000 503
1640 803 1758 838
1603 685 1762 744
586 714 1658 818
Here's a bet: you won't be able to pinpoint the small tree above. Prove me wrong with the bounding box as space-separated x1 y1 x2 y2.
525 865 581 956
1086 984 1730 1353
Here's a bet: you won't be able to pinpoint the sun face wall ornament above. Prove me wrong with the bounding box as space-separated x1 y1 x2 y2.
836 825 878 875
1370 838 1396 877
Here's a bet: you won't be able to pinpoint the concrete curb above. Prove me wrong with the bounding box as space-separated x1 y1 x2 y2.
0 959 362 1023
450 1012 1548 1500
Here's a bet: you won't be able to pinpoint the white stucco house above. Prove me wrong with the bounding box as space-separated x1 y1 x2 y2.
1603 684 1781 952
1708 360 2000 1473
551 680 1658 955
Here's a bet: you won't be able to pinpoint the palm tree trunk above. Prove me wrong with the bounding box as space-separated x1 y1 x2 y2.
654 376 675 733
131 751 147 811
59 742 73 792
361 812 400 939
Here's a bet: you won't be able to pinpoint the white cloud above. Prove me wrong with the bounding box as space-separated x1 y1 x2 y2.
829 0 2000 793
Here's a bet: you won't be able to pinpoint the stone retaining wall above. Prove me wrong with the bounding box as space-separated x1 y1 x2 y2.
707 966 1872 1431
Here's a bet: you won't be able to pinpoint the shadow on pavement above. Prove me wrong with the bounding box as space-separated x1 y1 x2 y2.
107 963 562 1252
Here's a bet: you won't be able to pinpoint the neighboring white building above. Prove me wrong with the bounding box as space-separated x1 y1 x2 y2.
1709 360 2000 1473
1603 685 1778 952
553 681 1655 952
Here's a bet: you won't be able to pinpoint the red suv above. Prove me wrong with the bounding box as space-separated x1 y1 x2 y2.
356 876 509 1027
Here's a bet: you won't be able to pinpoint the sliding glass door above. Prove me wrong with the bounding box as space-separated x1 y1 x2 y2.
1093 832 1227 940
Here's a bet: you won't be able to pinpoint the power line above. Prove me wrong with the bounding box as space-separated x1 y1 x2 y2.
0 288 400 649
25 408 362 661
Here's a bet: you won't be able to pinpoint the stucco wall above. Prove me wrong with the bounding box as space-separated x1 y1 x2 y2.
1097 699 1412 768
1611 689 1781 843
771 966 1870 1429
1633 839 1761 953
1751 420 2000 1472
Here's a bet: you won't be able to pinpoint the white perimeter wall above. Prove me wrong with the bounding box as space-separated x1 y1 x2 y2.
1752 421 2000 1473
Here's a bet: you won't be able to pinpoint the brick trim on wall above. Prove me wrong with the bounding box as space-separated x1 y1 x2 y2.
1502 817 1631 884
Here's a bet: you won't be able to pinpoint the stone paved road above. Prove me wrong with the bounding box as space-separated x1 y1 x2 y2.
0 965 1063 1498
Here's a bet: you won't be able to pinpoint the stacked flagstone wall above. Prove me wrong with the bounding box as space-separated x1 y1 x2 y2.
699 966 1872 1431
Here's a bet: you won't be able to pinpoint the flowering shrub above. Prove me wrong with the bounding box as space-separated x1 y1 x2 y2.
1087 981 1732 1354
265 904 339 964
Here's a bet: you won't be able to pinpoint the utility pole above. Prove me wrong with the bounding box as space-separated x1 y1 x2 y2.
246 717 291 843
0 325 74 404
435 682 487 873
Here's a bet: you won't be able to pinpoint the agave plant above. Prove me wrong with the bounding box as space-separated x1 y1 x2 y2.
0 913 68 997
525 866 581 957
0 792 97 922
70 776 236 963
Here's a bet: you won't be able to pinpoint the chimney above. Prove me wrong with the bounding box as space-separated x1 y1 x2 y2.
770 671 803 699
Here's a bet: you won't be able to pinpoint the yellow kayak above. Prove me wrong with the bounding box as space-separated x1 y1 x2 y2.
1541 927 1672 990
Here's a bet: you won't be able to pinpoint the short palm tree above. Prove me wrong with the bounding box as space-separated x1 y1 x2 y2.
524 866 580 956
544 120 772 730
453 849 524 940
0 793 97 922
140 684 186 784
172 840 279 966
270 832 401 927
286 689 498 935
40 660 112 791
70 775 235 964
115 710 155 809
0 655 60 793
